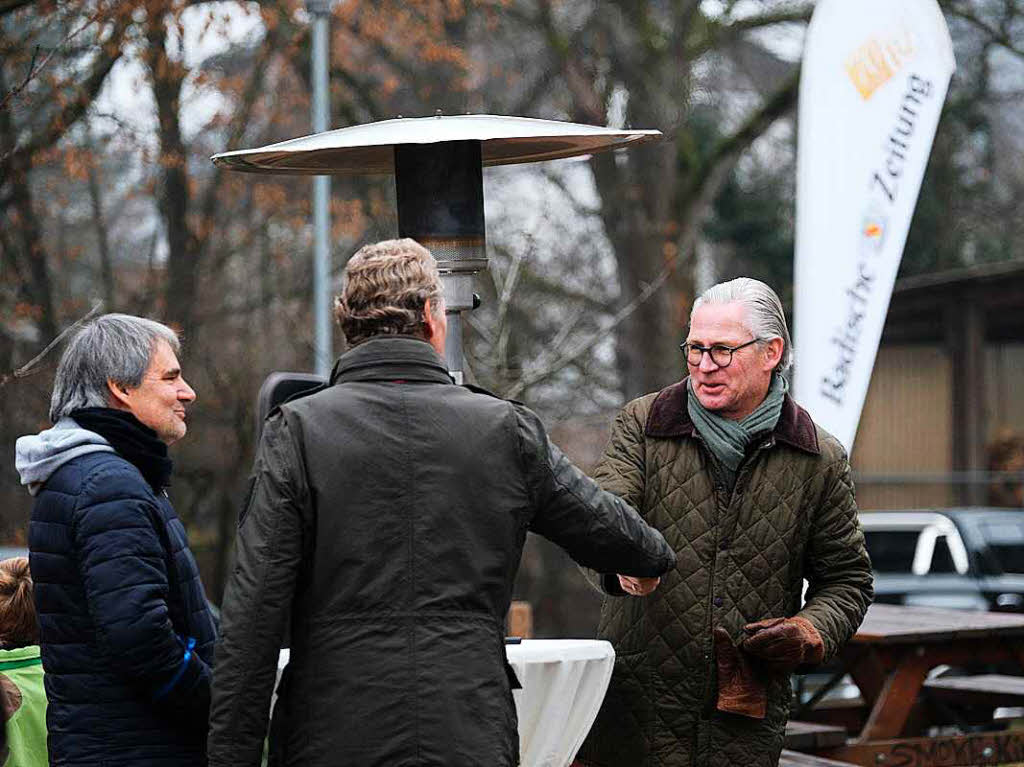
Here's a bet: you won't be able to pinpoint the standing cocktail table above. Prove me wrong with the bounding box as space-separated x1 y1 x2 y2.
276 639 615 766
506 639 615 767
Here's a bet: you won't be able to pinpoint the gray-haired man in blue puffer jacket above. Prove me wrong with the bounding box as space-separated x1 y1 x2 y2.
15 314 217 766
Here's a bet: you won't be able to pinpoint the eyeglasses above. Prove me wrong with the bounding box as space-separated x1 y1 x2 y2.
680 338 761 368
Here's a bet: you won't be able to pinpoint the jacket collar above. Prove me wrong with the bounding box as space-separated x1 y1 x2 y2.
330 336 454 386
644 377 820 455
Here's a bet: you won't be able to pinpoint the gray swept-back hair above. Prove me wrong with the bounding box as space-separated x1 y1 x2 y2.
49 314 181 423
691 277 793 375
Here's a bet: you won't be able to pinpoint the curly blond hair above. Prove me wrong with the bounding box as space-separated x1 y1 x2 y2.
335 239 444 347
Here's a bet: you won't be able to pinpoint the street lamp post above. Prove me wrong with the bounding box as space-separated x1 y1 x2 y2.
307 0 332 377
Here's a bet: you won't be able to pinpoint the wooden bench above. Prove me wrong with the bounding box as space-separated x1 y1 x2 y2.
794 695 867 734
784 720 847 751
779 749 858 767
923 673 1024 708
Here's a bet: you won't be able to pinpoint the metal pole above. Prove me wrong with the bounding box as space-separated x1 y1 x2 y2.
308 0 332 377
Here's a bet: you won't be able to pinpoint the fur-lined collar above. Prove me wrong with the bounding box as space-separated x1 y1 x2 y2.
644 378 820 455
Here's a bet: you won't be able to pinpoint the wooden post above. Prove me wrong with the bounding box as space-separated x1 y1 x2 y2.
947 293 987 505
507 601 533 639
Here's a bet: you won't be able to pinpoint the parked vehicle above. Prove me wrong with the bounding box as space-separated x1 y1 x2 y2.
860 508 1024 612
796 509 1024 710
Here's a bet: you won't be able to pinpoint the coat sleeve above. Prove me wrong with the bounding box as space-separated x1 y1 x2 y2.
592 398 650 511
72 462 210 719
207 412 311 767
514 403 675 580
797 443 874 662
587 398 655 596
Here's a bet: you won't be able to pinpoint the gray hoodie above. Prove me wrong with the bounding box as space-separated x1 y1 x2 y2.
15 418 114 496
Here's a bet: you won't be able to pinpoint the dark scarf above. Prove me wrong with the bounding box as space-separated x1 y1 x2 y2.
70 408 173 491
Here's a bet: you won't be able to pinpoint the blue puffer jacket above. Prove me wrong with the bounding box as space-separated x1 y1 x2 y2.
25 446 217 766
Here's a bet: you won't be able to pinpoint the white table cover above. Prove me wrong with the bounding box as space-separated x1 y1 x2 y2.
507 639 615 767
276 638 614 767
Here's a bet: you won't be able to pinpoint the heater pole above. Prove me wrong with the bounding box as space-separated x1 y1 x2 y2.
308 0 332 377
394 140 486 384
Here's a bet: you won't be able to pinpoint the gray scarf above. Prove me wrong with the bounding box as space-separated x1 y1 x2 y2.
687 374 788 486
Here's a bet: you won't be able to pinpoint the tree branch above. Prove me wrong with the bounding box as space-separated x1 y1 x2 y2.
537 0 605 123
541 167 601 216
503 258 673 400
0 8 102 111
690 4 814 59
196 21 286 261
332 65 387 122
510 67 802 400
676 66 800 253
0 44 38 108
945 1 1024 61
85 122 115 307
674 0 705 31
723 5 814 32
0 0 34 16
0 14 128 173
487 242 615 315
0 300 103 388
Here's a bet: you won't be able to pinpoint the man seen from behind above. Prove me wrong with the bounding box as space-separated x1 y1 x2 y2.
207 238 676 767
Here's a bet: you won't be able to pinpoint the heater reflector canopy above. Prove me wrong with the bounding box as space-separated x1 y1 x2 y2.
210 114 661 175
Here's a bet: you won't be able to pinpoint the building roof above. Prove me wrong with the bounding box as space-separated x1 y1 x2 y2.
884 259 1024 344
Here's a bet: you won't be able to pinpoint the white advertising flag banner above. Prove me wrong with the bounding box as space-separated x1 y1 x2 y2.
793 0 955 452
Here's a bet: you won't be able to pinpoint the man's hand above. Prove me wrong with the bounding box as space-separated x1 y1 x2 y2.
742 616 824 673
617 575 660 596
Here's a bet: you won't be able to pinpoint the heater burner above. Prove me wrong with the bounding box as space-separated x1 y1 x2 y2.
395 140 486 275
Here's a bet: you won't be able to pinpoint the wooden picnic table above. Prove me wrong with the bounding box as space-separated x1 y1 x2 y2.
803 604 1024 767
784 720 848 752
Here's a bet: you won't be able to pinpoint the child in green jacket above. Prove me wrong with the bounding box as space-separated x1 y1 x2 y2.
0 557 46 767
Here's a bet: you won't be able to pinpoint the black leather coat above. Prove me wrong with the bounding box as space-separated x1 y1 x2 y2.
207 337 675 767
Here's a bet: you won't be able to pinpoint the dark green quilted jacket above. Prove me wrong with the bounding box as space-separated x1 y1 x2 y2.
578 380 873 767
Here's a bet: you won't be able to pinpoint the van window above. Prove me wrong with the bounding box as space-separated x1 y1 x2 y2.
930 536 956 574
863 530 918 573
980 521 1024 574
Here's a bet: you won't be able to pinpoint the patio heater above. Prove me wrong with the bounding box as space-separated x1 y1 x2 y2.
212 114 660 386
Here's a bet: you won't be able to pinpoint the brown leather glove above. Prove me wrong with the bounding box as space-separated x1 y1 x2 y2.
713 627 766 719
742 616 825 673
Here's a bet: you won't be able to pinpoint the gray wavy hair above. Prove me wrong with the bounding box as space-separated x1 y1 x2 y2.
691 277 793 375
49 314 181 423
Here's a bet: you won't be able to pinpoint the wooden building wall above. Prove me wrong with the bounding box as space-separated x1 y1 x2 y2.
852 343 1024 510
852 346 954 510
987 344 1024 437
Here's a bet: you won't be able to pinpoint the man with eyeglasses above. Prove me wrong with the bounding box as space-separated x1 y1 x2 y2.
577 278 873 767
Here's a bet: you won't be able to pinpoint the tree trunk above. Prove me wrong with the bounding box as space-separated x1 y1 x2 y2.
86 126 116 308
0 66 57 341
145 9 197 342
589 128 690 401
